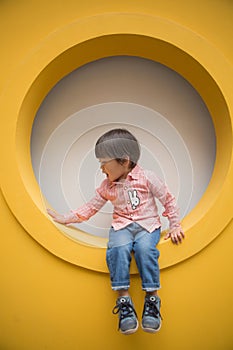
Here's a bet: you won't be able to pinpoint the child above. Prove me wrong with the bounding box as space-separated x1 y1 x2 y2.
47 128 184 335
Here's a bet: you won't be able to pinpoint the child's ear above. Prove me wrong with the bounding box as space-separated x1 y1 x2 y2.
122 156 131 167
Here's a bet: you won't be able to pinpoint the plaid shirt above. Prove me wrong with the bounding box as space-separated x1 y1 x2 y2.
72 165 181 233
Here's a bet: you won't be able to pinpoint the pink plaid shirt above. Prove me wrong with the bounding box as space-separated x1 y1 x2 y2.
72 165 181 233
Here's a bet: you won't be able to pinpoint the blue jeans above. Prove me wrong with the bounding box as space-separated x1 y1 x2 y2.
106 223 161 292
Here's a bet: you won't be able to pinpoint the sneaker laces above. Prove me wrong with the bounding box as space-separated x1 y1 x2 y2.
112 298 137 330
143 297 162 320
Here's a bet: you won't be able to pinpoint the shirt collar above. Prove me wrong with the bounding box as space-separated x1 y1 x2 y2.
109 164 141 187
127 164 141 180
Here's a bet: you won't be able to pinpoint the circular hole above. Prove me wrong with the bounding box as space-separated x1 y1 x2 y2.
1 23 231 270
31 56 216 243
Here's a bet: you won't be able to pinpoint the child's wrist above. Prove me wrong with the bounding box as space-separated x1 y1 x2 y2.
64 212 78 224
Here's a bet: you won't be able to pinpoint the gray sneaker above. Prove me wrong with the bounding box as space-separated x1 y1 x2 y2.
141 295 162 333
112 296 139 335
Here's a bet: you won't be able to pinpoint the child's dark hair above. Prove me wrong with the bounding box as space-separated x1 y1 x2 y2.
95 128 140 169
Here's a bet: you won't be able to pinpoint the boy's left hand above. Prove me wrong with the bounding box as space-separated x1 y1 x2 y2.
164 227 185 244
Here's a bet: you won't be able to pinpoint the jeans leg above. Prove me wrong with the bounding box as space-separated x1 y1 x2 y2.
133 228 161 291
106 242 133 290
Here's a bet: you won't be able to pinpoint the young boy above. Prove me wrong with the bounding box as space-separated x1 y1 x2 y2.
47 128 184 335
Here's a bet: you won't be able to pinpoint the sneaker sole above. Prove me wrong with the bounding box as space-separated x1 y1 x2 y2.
141 321 162 333
120 320 139 335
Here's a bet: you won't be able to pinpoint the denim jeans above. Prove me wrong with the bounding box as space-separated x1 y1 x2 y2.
106 222 161 292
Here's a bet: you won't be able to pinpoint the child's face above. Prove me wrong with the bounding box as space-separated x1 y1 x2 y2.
99 158 131 182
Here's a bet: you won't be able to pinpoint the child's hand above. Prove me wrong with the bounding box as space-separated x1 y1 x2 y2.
47 208 67 224
164 227 185 244
47 208 79 225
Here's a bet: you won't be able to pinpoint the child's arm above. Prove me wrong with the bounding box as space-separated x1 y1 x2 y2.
160 191 185 244
146 170 185 244
47 185 108 225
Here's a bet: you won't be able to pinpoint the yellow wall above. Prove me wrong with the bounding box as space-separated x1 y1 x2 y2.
0 1 233 349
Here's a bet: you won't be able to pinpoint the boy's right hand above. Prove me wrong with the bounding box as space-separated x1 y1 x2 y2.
47 208 79 225
47 208 67 224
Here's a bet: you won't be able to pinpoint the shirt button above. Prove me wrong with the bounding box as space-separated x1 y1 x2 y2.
124 186 128 190
127 201 130 204
130 213 133 217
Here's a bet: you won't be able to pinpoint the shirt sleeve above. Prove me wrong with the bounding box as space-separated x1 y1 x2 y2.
145 170 181 230
71 181 108 221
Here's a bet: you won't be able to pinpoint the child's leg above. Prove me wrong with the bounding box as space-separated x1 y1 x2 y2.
133 228 162 333
133 227 161 292
107 243 138 334
106 243 132 291
106 225 138 334
117 289 130 297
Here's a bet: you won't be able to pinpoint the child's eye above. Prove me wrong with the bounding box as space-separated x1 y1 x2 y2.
99 159 114 167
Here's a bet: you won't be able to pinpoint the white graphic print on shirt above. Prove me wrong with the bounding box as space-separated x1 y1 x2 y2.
128 189 140 210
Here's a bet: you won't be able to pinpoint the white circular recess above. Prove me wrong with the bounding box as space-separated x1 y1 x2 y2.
31 56 216 240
